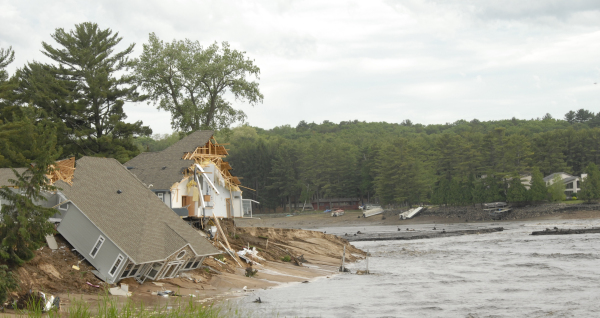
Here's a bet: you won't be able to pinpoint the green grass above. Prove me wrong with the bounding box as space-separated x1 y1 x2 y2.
562 199 585 204
10 291 254 318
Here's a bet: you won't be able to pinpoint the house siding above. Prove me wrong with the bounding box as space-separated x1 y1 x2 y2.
149 162 244 218
152 190 172 208
57 204 127 283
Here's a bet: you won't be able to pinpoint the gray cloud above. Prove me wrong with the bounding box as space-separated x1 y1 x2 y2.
2 0 600 134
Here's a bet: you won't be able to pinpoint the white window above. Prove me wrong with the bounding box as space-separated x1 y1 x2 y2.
109 254 125 277
90 236 105 258
157 192 164 202
58 203 69 211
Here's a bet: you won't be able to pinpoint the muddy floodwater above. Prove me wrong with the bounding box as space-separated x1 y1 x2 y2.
241 219 600 317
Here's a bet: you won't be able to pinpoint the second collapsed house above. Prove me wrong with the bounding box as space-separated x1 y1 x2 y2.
125 131 257 219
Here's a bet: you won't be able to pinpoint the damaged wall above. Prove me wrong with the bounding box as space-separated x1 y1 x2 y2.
57 203 126 283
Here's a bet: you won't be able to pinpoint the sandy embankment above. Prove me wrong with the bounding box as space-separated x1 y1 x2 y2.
6 221 365 313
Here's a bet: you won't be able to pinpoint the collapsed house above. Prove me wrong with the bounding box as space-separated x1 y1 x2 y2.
0 157 220 284
125 130 257 219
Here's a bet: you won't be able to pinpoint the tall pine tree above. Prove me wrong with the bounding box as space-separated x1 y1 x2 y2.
0 113 59 266
529 167 547 202
580 163 600 203
507 174 527 203
21 22 151 162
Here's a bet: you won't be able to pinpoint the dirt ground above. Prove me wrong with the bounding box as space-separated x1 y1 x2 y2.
236 208 600 229
3 220 364 314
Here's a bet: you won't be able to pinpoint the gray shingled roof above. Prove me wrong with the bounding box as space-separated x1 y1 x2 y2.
562 176 578 184
124 131 214 190
56 157 219 264
0 168 27 187
543 172 572 182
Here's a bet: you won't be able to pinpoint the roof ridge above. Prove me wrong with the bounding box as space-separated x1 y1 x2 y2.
161 130 214 154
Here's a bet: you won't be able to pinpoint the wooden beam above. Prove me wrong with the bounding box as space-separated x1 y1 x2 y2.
238 185 256 191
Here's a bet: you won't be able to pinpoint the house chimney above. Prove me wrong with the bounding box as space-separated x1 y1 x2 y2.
582 173 588 180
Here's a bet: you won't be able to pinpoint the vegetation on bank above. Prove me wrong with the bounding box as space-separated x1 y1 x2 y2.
7 293 249 318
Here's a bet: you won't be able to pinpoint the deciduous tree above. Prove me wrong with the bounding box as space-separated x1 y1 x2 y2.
547 174 566 202
135 33 262 131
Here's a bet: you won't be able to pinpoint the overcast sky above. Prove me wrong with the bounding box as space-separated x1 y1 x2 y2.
2 1 600 135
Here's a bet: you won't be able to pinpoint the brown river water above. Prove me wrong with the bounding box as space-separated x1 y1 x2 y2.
240 219 600 317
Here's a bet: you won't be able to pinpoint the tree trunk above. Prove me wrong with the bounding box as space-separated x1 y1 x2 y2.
205 93 218 129
316 187 320 211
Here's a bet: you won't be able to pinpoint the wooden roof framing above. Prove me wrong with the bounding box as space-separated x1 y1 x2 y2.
181 137 241 192
47 157 76 185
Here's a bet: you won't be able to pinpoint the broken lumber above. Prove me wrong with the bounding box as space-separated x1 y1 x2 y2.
218 241 244 268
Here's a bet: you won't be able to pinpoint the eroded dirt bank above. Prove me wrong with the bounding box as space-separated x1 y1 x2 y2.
4 221 364 313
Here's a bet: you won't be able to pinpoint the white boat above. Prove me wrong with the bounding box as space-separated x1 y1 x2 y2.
399 207 425 220
362 206 384 218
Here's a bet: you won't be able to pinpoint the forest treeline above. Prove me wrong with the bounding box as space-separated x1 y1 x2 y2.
210 112 600 212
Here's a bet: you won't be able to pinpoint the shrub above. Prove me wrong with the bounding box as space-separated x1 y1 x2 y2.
245 267 258 277
0 265 18 305
281 255 291 262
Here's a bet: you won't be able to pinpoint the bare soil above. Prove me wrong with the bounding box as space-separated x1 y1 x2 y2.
14 235 105 295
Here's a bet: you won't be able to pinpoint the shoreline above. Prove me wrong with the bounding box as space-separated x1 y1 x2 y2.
6 225 363 315
236 207 600 230
7 207 600 315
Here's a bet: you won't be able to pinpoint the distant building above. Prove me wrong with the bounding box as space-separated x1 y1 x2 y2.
543 172 587 198
518 174 532 190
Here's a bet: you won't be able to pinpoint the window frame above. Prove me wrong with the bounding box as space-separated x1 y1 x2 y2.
566 182 574 189
182 256 205 271
147 262 164 280
89 236 105 259
157 192 164 202
109 254 125 277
